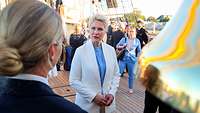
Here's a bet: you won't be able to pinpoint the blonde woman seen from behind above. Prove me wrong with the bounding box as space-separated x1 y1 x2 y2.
0 0 87 113
69 14 121 113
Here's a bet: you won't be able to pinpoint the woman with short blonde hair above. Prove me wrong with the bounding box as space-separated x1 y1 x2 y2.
70 14 120 113
88 14 108 31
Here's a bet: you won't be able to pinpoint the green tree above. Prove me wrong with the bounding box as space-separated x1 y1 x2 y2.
123 10 146 25
139 15 146 21
157 15 171 22
147 16 157 22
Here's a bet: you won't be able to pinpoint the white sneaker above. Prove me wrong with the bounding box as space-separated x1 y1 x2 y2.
129 89 133 94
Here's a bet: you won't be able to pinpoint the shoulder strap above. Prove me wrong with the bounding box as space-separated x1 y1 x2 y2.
125 37 127 43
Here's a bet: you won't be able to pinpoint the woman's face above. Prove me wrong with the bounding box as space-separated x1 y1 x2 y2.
89 20 106 43
128 28 136 38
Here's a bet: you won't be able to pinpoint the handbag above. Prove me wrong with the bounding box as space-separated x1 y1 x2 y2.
116 49 126 60
116 37 127 60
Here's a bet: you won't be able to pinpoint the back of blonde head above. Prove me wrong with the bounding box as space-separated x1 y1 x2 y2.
0 0 63 76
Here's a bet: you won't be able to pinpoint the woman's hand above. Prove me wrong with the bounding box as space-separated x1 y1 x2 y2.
116 45 124 50
117 44 127 50
93 94 107 106
105 94 114 106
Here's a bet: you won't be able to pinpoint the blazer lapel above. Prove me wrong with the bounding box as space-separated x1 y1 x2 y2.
101 43 111 87
85 40 101 86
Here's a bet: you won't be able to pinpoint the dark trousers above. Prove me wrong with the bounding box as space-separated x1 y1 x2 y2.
143 90 173 113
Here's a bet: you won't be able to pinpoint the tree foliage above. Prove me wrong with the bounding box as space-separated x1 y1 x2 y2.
123 10 146 25
157 15 171 22
147 16 157 22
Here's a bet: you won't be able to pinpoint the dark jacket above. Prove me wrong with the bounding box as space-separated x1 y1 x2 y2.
69 34 87 61
70 34 87 48
106 25 113 45
136 27 149 48
112 30 125 49
0 78 87 113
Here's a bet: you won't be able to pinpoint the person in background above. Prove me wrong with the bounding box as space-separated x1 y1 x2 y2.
69 14 120 113
106 20 115 46
124 24 130 37
116 26 141 94
0 1 87 113
112 25 125 50
69 25 87 62
136 20 149 48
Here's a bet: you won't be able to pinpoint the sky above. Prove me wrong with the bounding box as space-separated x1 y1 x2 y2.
133 0 183 17
63 0 184 19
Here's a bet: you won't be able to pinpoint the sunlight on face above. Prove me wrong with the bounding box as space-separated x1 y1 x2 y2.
128 27 136 38
89 20 106 43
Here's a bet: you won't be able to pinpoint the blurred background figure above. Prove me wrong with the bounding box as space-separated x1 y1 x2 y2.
116 26 141 94
106 20 115 46
0 0 87 113
136 20 149 48
69 14 120 113
69 25 87 68
111 25 125 49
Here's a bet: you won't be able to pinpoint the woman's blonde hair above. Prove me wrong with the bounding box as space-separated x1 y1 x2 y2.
127 25 136 39
0 0 63 76
88 14 108 31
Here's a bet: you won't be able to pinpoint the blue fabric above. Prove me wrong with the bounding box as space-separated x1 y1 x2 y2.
117 37 142 62
94 47 106 88
65 46 72 71
119 60 136 89
117 37 141 89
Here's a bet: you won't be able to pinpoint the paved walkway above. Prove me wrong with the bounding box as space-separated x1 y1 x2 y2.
48 71 145 113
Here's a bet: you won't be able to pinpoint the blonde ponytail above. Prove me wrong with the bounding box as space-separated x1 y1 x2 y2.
0 43 23 76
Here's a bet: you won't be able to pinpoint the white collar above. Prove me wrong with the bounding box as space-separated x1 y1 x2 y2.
10 73 49 86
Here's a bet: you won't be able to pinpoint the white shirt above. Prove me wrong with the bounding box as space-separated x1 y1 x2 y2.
48 65 58 77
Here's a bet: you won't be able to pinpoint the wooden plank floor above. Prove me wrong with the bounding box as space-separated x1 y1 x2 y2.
48 71 145 113
115 75 145 113
48 71 76 102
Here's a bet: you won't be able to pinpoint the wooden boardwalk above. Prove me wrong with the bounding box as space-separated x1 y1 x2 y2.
48 71 145 113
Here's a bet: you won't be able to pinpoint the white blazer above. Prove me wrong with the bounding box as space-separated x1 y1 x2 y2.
69 39 120 113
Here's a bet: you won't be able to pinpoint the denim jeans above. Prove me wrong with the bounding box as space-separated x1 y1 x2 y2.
118 59 136 89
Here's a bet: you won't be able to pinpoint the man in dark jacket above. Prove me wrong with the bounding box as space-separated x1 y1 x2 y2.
69 26 87 62
136 20 149 48
106 21 115 46
112 26 125 49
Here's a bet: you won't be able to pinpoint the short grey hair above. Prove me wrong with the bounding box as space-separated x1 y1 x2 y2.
89 14 108 31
